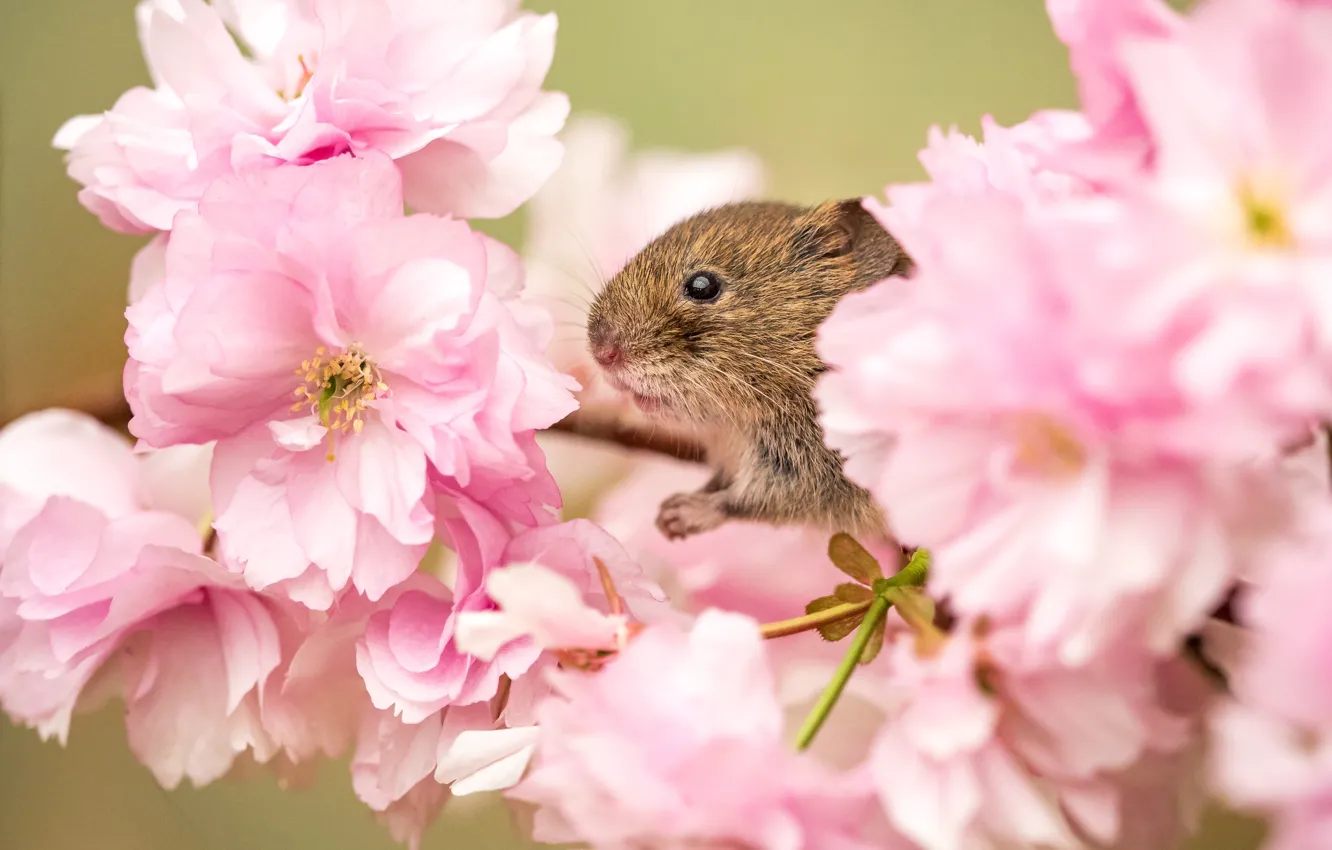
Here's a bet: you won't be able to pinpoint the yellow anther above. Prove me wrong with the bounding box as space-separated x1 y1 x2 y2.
291 342 387 461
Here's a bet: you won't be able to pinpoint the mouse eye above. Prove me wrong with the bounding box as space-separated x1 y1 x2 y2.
683 272 723 303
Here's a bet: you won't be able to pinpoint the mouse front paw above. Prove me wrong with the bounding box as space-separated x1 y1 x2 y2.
656 491 728 541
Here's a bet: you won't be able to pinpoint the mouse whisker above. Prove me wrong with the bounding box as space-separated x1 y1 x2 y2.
558 230 612 298
727 350 811 386
543 291 595 313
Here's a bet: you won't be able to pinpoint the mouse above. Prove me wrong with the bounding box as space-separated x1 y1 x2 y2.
585 198 913 541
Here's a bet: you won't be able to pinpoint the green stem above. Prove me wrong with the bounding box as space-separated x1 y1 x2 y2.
760 599 873 640
793 594 891 751
882 547 930 588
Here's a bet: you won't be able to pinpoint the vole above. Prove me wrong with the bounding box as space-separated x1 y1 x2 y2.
586 199 913 541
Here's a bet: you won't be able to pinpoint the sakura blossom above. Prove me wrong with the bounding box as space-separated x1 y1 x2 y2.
56 0 567 234
869 619 1203 850
1035 0 1182 179
1209 500 1332 850
361 516 666 724
1110 0 1332 420
510 610 898 850
0 409 309 787
23 0 1332 847
817 115 1316 664
125 152 576 607
350 689 541 846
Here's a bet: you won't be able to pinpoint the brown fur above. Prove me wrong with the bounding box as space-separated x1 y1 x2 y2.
586 199 913 540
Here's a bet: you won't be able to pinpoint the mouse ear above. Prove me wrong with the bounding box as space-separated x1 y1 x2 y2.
793 199 877 260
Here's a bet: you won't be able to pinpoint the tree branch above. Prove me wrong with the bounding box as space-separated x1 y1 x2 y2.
545 408 706 463
2 393 708 464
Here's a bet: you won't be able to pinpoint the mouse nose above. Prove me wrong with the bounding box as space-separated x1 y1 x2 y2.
587 322 625 369
591 338 623 369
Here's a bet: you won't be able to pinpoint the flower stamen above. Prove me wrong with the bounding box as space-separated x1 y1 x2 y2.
292 343 387 460
1239 181 1293 248
1013 413 1086 478
279 53 316 101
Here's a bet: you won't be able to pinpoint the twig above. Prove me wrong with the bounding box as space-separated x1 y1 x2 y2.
759 599 873 640
1 393 709 464
546 408 706 463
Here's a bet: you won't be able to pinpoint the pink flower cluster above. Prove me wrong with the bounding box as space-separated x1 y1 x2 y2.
14 0 678 842
16 0 1332 847
56 0 565 232
814 0 1332 847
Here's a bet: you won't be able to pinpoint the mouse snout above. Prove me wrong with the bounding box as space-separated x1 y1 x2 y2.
587 322 625 370
590 337 623 369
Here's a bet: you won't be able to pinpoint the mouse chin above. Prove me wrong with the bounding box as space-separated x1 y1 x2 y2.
630 392 665 414
600 369 674 417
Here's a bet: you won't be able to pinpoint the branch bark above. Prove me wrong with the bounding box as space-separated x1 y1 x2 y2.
2 394 708 464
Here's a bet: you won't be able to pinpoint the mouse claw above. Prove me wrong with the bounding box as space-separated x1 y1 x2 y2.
656 491 727 540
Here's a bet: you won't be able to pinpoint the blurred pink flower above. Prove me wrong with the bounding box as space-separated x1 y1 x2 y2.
353 699 542 846
1210 501 1332 850
0 409 320 788
453 562 635 660
1037 0 1182 179
871 623 1197 850
510 609 895 850
819 126 1311 663
872 116 1090 255
125 153 575 607
55 0 566 233
1102 0 1332 421
358 516 664 723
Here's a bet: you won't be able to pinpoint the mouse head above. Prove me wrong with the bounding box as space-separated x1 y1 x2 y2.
586 199 905 423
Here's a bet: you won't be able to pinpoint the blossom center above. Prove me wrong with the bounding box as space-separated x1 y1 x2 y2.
292 343 387 442
281 54 316 101
1012 413 1086 478
1238 181 1293 249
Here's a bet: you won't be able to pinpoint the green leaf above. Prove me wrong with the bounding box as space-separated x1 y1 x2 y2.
818 616 862 643
806 595 843 615
834 582 874 604
858 616 886 665
805 595 863 642
828 533 883 585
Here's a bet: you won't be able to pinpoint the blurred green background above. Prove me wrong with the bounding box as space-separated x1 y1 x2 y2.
0 1 1263 848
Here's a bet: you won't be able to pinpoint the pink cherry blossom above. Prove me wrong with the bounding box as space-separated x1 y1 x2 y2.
1209 499 1332 850
870 621 1200 850
510 609 896 850
1101 0 1332 422
453 562 637 659
1036 0 1182 180
818 124 1313 663
125 153 576 607
353 700 541 847
358 516 666 724
0 409 320 788
869 116 1091 256
56 0 566 233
